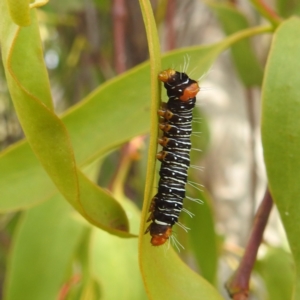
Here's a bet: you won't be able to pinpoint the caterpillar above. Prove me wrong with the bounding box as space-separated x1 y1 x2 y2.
145 68 200 247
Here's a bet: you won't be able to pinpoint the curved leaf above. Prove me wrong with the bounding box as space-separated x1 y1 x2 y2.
261 17 300 298
139 241 222 300
0 2 129 236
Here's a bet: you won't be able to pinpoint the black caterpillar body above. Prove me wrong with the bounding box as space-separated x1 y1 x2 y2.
145 69 200 246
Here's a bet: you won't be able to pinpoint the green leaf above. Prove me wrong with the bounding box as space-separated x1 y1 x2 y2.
207 1 264 86
91 199 147 300
139 243 222 300
261 17 300 298
256 247 293 300
0 2 129 236
186 189 218 285
4 195 85 300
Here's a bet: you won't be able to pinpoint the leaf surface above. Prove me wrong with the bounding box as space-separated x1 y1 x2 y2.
261 17 300 299
0 2 129 236
4 196 84 300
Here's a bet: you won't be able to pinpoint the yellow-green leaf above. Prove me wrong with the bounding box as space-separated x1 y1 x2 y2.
0 2 129 236
186 189 218 285
261 17 300 298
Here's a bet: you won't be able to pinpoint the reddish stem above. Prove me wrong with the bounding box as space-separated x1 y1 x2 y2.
112 0 127 74
165 0 176 51
226 189 273 299
250 0 281 26
245 88 257 220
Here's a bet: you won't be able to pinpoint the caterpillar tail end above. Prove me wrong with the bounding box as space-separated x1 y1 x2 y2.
150 227 172 246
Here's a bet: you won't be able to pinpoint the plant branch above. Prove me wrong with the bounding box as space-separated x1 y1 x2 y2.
165 0 176 50
225 188 273 299
245 88 257 221
220 24 273 51
112 0 128 74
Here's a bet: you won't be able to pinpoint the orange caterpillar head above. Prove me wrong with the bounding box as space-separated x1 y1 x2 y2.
179 82 199 101
150 227 172 246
